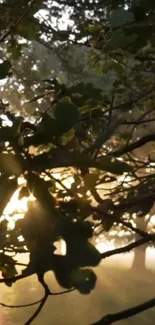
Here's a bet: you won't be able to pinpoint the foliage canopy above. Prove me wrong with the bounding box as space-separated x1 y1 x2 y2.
0 0 155 324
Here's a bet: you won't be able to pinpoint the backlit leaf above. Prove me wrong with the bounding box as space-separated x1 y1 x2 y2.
1 260 17 287
70 268 97 294
55 102 79 133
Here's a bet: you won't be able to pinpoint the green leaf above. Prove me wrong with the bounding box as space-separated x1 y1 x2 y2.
0 176 17 216
0 127 13 142
70 268 97 294
0 255 17 287
26 173 56 207
38 114 59 136
39 102 79 137
53 258 73 289
102 218 114 232
71 82 102 103
87 24 102 34
26 173 65 231
1 263 17 287
0 119 23 142
55 102 79 134
12 116 23 136
110 8 135 28
0 60 12 79
65 228 101 267
84 242 101 266
16 23 39 40
105 30 137 52
56 30 70 41
62 128 75 145
7 43 22 60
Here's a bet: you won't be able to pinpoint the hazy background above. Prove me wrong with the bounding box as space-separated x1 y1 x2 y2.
0 246 155 325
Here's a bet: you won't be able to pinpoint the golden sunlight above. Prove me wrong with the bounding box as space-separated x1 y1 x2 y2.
2 178 35 230
44 171 74 189
52 172 74 189
1 173 155 268
95 237 115 253
1 172 74 232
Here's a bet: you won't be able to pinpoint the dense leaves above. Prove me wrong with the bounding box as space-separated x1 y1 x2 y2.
38 101 79 136
110 8 135 28
0 1 155 324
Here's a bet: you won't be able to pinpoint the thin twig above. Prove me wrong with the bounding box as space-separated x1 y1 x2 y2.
126 107 155 147
24 293 48 325
108 92 115 124
0 298 44 309
0 0 36 43
50 288 75 295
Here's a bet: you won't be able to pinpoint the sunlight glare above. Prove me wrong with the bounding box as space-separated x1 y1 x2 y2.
54 239 66 256
2 188 35 230
95 238 115 253
51 172 74 189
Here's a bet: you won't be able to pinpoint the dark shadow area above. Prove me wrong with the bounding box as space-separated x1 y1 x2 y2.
0 249 155 325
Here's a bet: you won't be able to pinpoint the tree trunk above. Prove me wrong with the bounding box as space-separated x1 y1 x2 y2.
131 217 148 270
131 244 147 269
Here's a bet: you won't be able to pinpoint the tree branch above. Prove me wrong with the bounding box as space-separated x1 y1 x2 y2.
100 236 152 260
91 297 155 325
0 299 44 309
0 236 150 287
122 118 155 125
24 293 48 325
111 133 155 156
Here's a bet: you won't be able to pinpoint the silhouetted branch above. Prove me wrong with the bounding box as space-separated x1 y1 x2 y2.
117 219 151 239
122 118 155 125
37 273 51 295
0 299 44 308
93 207 153 239
23 274 74 324
111 133 155 156
50 288 75 295
100 236 152 260
0 226 154 286
135 55 155 62
24 273 50 325
91 297 155 325
0 238 154 325
24 293 48 325
0 289 74 310
0 270 33 284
